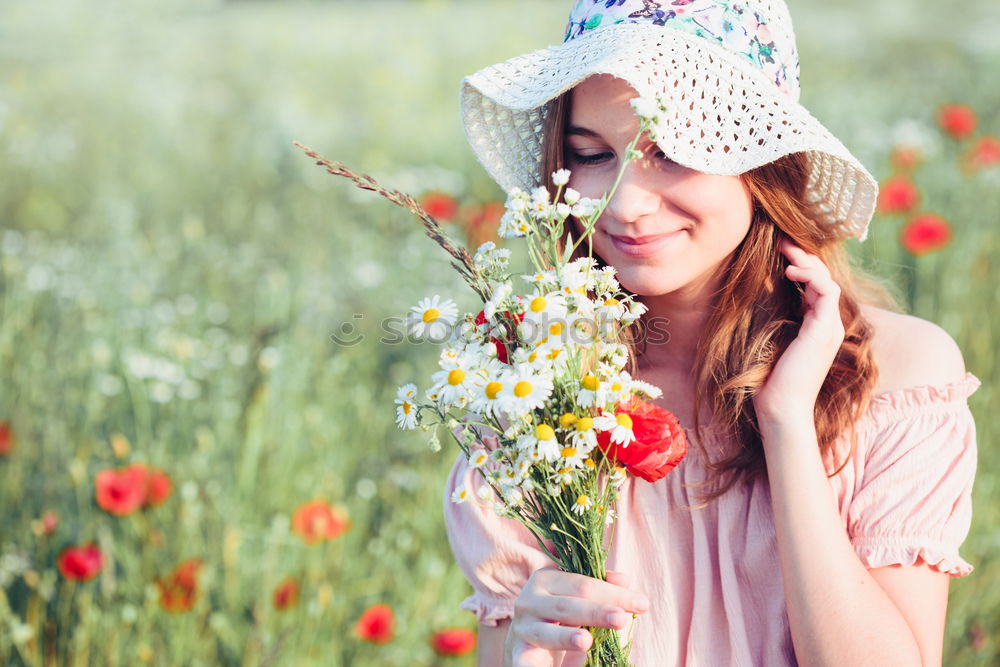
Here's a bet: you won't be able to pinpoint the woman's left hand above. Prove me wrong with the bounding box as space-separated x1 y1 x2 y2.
752 239 846 424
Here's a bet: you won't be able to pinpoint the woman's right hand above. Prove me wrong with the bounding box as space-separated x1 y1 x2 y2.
504 568 650 667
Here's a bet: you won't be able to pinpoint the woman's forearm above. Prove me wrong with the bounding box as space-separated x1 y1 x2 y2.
759 416 922 666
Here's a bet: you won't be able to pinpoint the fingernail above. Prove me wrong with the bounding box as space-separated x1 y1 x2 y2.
573 630 592 650
607 610 628 627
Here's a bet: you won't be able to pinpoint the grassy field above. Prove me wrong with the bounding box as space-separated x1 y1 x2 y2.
0 0 998 664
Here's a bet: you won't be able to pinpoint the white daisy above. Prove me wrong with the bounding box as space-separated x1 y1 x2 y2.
595 411 636 446
520 291 568 344
501 364 555 418
451 484 470 504
468 449 490 469
559 444 587 469
610 465 628 487
577 374 605 408
551 169 571 186
469 365 514 418
482 281 513 321
552 466 577 486
571 493 592 515
394 384 419 430
621 299 648 326
476 485 493 500
408 295 459 341
569 416 599 450
563 187 581 206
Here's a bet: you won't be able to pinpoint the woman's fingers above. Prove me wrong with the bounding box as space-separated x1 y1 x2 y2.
516 618 593 651
535 570 649 614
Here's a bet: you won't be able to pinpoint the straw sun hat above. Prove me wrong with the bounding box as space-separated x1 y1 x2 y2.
460 0 878 241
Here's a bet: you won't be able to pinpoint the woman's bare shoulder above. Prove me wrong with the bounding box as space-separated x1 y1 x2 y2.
859 304 967 396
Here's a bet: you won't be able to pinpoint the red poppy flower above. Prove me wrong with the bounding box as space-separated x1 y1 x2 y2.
462 201 505 247
57 543 103 581
291 500 350 545
597 397 688 483
937 104 977 140
354 603 394 644
969 135 1000 169
139 466 173 506
95 467 147 516
273 577 300 611
474 309 526 363
157 558 202 613
0 420 13 456
900 214 952 256
420 192 459 222
430 627 477 656
890 145 922 172
39 511 59 536
876 176 919 215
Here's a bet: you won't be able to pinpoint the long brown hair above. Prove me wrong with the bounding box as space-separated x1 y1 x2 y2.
540 91 901 492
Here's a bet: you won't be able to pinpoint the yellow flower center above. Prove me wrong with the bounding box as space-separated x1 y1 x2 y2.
485 381 503 400
530 296 547 313
549 322 562 336
604 297 620 306
561 446 577 458
559 413 578 429
611 382 622 392
422 308 440 323
575 494 589 506
402 402 412 414
584 458 596 469
514 381 533 398
536 424 555 441
528 352 537 362
581 375 599 391
547 349 561 360
616 414 633 429
448 369 466 386
576 417 594 432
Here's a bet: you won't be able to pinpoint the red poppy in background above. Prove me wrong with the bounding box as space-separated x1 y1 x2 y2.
158 558 202 613
430 627 477 656
95 467 147 516
475 309 525 364
901 214 952 256
0 420 13 456
291 500 350 545
937 104 977 140
39 511 59 536
137 465 173 507
354 604 394 644
420 192 459 222
597 397 688 483
57 543 103 581
462 201 504 247
876 176 919 215
273 577 300 611
969 135 1000 169
890 145 922 172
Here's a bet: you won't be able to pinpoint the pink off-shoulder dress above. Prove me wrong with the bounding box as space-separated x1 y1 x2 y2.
443 372 981 665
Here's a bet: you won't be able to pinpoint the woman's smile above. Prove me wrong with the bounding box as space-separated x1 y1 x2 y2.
607 229 688 258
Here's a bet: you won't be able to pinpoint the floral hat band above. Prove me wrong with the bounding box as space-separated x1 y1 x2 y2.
564 0 799 98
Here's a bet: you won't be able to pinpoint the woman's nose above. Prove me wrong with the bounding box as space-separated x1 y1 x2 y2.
604 161 661 225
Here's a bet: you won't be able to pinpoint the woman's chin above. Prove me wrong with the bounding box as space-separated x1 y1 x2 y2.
615 269 683 298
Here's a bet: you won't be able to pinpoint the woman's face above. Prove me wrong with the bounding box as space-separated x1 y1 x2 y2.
565 74 755 300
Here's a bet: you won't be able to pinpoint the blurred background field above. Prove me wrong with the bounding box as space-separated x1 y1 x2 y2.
0 0 998 664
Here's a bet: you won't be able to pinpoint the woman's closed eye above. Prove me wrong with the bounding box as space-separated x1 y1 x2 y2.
566 147 677 167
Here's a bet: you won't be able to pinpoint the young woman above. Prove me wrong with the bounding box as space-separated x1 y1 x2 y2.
445 2 979 665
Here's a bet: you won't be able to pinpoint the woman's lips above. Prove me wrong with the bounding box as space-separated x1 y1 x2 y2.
609 230 685 257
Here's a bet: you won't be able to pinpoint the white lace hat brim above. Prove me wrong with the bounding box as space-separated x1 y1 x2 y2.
461 23 877 241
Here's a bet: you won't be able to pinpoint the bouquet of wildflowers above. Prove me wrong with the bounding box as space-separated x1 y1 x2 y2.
298 97 687 666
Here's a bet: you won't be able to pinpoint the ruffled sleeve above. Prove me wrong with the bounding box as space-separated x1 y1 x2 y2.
847 372 981 576
443 452 558 625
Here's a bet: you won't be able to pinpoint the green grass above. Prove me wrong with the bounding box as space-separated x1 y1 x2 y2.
0 0 997 664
